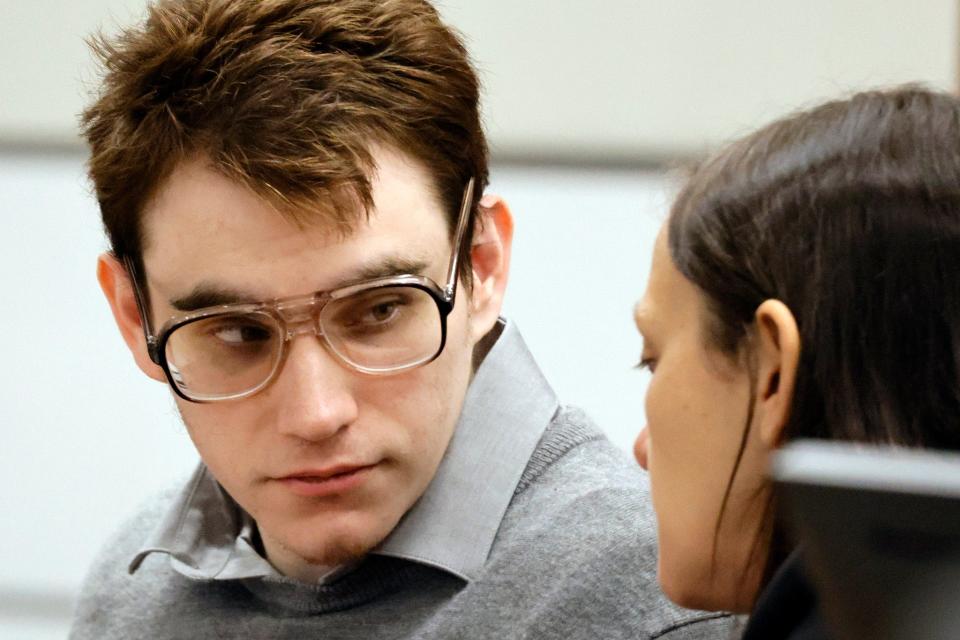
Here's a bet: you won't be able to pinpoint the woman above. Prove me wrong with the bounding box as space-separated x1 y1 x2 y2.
632 86 960 638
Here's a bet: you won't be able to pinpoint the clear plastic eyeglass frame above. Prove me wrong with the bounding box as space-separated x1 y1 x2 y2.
125 177 475 403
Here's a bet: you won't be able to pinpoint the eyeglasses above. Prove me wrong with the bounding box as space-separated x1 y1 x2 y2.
127 178 475 403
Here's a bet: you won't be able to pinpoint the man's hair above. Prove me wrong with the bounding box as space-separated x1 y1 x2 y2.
82 0 488 280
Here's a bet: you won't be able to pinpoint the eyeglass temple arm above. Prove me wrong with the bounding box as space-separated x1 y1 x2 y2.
122 255 161 364
443 177 475 300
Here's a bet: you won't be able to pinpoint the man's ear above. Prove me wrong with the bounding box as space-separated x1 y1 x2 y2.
97 253 167 382
753 299 800 449
467 194 514 341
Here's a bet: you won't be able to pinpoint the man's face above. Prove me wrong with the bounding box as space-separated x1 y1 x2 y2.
127 148 497 577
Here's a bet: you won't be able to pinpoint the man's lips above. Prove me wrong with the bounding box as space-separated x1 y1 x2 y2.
280 463 375 481
274 463 379 497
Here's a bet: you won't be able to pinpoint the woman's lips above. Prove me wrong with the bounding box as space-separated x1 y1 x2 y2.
276 464 377 497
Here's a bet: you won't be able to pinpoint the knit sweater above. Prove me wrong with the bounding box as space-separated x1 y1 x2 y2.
70 408 734 639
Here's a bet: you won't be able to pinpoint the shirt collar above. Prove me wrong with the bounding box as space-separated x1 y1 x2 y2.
374 319 559 580
129 318 558 582
128 464 277 580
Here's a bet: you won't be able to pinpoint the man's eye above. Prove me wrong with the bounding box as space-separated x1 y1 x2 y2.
364 300 401 324
211 322 273 345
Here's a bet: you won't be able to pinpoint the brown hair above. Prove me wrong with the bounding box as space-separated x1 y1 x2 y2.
668 86 960 596
82 0 487 281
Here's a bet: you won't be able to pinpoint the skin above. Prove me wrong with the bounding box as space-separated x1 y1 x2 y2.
99 146 514 582
633 226 800 613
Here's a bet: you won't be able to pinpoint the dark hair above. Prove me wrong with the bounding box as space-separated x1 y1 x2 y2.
82 0 487 282
668 85 960 591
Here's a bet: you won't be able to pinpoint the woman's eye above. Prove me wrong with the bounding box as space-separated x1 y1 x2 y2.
636 357 657 374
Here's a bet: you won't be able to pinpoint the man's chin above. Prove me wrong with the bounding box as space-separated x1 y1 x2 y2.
265 520 394 573
297 535 381 567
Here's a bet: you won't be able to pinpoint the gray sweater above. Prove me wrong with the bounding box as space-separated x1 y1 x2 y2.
70 409 734 639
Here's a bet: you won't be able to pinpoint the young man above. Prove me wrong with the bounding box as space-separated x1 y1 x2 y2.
71 1 734 637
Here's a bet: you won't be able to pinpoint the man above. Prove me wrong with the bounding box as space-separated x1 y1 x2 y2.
71 0 735 637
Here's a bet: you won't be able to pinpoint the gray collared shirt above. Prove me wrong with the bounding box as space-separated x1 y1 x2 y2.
129 319 559 583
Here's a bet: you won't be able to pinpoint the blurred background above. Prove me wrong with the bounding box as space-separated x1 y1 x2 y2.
1 0 956 637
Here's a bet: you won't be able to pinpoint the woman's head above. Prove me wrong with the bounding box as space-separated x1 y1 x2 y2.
635 86 960 611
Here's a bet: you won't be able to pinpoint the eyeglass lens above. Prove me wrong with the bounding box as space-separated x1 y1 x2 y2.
163 284 443 400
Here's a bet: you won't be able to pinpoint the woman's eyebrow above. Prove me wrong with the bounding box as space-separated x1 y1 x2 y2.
634 302 653 334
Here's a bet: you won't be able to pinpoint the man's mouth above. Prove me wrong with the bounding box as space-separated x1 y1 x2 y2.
276 463 378 497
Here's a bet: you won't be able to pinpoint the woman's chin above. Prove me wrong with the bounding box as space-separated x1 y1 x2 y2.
657 558 755 613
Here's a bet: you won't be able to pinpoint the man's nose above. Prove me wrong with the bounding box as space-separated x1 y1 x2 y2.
271 335 359 442
634 426 650 471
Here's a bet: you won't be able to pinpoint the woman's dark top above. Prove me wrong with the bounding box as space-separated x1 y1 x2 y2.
741 552 832 640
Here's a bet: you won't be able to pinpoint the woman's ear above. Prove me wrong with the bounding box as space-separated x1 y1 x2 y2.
97 253 166 382
753 299 800 448
467 194 514 341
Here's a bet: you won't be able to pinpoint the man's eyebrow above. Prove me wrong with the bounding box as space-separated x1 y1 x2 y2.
171 286 257 312
169 256 433 312
343 256 431 286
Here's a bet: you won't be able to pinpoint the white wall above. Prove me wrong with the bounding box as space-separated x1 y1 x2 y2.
1 0 956 158
443 0 958 159
0 153 666 637
0 153 198 639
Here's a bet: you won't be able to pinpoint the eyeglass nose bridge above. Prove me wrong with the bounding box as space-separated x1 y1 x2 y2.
273 295 330 342
285 317 322 341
